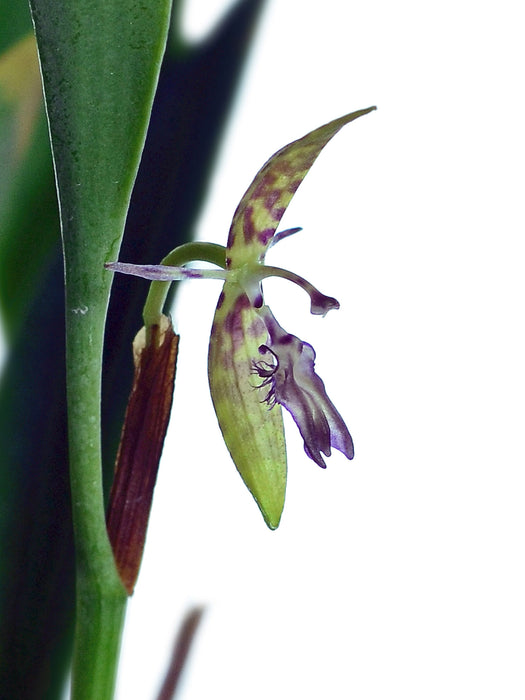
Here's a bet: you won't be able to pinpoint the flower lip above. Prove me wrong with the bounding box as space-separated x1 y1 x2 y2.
254 307 354 468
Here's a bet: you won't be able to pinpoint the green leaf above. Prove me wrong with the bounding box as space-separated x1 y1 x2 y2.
28 0 173 695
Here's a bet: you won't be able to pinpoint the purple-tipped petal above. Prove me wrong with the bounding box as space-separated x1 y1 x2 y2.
268 227 303 248
250 264 340 316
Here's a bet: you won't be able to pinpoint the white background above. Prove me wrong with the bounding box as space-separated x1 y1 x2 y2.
116 1 525 698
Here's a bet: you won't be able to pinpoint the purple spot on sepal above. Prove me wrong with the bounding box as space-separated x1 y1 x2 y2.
223 293 252 346
272 158 295 177
257 228 274 246
243 206 256 243
271 207 286 222
264 190 280 211
252 172 277 198
217 290 225 309
182 269 204 279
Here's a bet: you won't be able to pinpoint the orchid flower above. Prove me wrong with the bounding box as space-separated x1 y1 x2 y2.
106 106 375 528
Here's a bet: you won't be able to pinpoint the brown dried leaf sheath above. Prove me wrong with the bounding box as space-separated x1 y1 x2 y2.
106 315 178 594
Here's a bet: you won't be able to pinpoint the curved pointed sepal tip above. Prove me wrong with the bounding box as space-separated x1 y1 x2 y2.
253 465 286 530
227 105 377 266
208 286 287 530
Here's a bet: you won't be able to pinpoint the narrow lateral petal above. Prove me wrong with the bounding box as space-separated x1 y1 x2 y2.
106 316 178 593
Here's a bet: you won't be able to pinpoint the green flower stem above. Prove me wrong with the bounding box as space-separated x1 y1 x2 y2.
143 242 226 332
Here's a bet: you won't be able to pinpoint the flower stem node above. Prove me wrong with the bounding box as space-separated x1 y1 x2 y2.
106 107 375 528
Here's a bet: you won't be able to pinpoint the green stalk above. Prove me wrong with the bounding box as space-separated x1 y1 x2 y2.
65 277 127 699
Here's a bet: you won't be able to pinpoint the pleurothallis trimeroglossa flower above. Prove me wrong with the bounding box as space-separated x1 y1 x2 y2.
106 106 376 530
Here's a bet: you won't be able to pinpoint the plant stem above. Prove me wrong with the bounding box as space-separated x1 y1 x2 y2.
65 292 128 699
71 579 126 699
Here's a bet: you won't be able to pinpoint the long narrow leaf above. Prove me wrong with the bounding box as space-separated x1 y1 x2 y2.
29 0 173 695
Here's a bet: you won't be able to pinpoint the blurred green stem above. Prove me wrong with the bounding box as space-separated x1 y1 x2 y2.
66 289 127 699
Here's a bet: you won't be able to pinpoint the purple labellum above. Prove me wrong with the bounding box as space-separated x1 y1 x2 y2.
255 307 354 468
